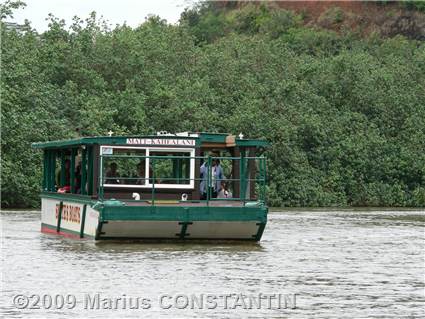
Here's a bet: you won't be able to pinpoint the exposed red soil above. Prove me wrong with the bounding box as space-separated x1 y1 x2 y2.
219 1 425 40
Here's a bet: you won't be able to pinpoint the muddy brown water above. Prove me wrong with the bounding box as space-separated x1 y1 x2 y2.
1 209 424 318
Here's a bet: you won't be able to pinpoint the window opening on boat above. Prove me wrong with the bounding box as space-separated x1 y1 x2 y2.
100 146 196 189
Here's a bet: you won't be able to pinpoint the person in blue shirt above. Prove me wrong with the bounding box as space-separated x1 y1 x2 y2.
200 158 224 200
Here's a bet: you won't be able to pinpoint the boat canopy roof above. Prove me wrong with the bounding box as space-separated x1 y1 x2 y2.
31 132 269 150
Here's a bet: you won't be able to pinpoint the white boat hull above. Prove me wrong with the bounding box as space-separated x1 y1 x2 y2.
40 197 266 241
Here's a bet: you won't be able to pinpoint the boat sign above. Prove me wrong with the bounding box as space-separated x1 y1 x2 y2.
126 138 195 146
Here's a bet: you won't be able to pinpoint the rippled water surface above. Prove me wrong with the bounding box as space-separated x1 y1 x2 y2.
1 209 424 318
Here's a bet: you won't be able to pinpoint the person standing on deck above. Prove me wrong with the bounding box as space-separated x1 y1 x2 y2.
200 157 224 199
105 162 121 184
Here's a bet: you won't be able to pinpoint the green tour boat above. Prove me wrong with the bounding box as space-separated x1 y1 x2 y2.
32 132 269 241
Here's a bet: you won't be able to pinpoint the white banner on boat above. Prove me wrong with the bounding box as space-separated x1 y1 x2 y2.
126 138 195 146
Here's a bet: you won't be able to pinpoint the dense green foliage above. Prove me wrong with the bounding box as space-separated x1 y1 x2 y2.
402 1 425 12
1 2 424 207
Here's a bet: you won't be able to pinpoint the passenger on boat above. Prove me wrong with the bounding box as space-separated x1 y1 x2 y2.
217 181 233 199
56 159 71 186
200 158 224 199
56 159 71 193
74 162 82 193
105 162 121 184
135 161 145 185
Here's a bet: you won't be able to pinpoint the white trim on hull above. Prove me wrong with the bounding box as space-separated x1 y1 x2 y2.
41 198 99 238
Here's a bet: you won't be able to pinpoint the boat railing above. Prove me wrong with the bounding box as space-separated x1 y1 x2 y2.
98 155 267 206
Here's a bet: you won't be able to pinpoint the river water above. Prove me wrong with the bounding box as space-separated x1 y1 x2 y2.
1 209 424 318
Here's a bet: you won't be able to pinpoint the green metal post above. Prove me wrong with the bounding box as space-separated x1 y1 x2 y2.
43 150 48 191
207 156 211 206
56 201 63 232
172 158 179 184
178 220 192 239
254 222 266 241
87 146 94 195
81 147 87 195
258 156 264 203
50 150 57 191
70 148 76 193
80 204 87 238
264 157 267 203
50 150 53 191
263 157 266 202
151 158 155 208
185 157 190 184
60 150 66 187
177 158 182 184
240 150 246 204
99 154 104 200
45 150 50 191
258 158 261 201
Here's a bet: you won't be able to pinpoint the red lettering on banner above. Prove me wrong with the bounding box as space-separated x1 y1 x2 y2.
54 203 81 223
